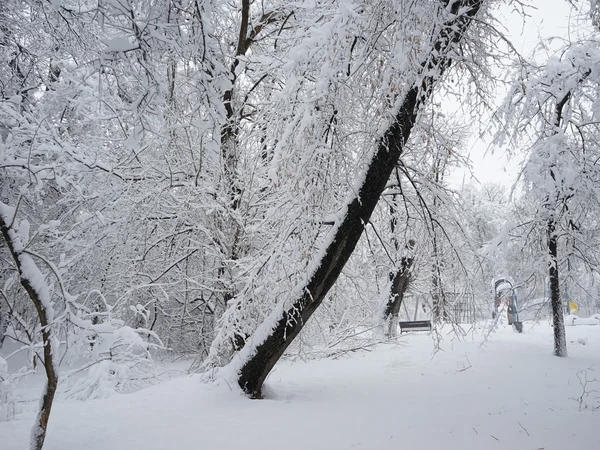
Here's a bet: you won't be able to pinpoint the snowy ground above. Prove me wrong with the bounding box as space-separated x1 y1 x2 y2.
1 321 599 450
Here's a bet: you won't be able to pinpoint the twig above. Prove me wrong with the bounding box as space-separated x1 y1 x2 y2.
456 353 472 372
518 420 530 436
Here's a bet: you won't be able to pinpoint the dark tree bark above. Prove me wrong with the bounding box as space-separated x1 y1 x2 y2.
236 0 484 398
221 1 281 209
545 93 568 357
547 218 566 356
1 214 58 450
545 85 582 358
383 240 415 337
0 307 6 348
219 3 283 315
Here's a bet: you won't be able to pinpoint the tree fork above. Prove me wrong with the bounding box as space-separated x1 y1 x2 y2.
236 0 484 398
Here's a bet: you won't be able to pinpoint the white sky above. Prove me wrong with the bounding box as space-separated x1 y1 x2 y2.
450 0 586 188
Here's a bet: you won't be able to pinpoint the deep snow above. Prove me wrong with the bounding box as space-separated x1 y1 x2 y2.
1 321 599 449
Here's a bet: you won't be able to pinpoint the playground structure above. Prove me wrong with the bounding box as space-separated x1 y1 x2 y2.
493 277 523 333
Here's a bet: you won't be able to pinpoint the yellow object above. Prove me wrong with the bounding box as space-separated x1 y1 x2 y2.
569 301 579 314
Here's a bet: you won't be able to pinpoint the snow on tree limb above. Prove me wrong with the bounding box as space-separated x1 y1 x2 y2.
0 202 58 450
216 0 486 398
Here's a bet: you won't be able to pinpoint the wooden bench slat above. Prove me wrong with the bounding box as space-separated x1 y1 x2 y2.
398 320 432 333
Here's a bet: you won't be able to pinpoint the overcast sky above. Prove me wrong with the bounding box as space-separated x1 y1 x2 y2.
450 0 588 189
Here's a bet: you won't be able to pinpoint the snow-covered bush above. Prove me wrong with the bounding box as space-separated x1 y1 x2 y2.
63 317 163 400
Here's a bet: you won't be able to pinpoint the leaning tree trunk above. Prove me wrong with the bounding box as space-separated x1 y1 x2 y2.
0 210 58 450
383 249 415 337
233 0 484 398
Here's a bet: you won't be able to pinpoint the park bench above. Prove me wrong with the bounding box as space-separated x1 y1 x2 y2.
398 320 432 333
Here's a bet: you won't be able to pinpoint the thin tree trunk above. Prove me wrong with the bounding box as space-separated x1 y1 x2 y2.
219 3 283 319
544 83 582 357
430 148 450 323
547 218 567 356
233 0 484 398
431 233 448 322
221 2 281 208
0 211 58 450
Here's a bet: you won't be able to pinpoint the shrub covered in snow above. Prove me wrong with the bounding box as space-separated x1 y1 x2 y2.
64 323 162 400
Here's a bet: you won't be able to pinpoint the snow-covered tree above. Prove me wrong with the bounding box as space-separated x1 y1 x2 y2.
496 19 600 356
198 0 491 398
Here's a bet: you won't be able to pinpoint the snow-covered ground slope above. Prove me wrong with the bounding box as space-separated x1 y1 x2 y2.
1 322 599 450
